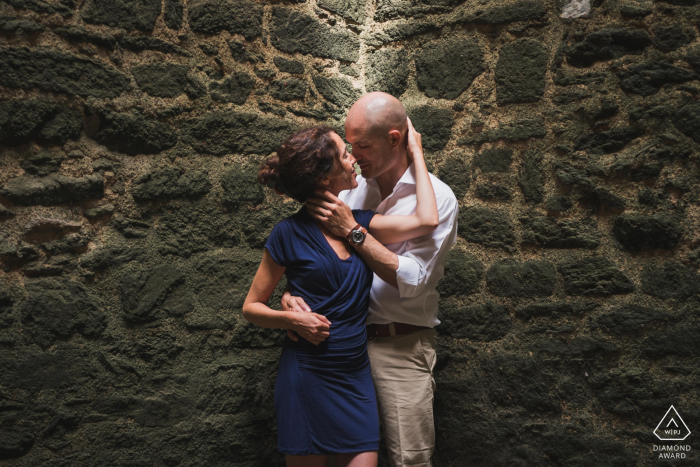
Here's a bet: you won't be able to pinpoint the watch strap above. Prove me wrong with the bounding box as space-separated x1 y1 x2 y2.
345 223 362 241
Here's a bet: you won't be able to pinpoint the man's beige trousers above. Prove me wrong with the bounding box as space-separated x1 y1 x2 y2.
367 328 437 467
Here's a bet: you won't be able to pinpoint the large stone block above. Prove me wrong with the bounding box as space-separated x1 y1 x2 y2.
475 182 512 201
92 109 178 156
438 156 471 199
518 149 545 203
643 324 700 358
641 261 700 301
3 0 73 17
271 7 360 62
612 213 683 252
618 61 697 96
520 214 601 249
0 99 81 146
132 62 204 99
457 206 516 252
164 0 184 30
19 277 107 349
365 48 409 98
515 300 598 321
266 79 307 103
312 75 360 108
375 0 461 21
589 368 672 420
0 173 104 206
454 0 546 25
573 126 644 155
120 264 191 323
414 37 485 100
273 56 304 74
436 249 483 297
534 335 618 358
407 105 454 151
495 39 548 105
131 168 211 201
0 425 34 460
187 248 261 312
557 256 634 296
671 102 700 143
221 165 265 208
486 259 556 298
482 353 560 413
318 0 369 23
0 47 130 98
366 20 439 46
458 117 546 145
188 0 263 39
0 347 99 391
565 28 651 68
438 299 512 341
209 72 256 104
473 147 513 173
594 305 670 334
80 0 161 31
0 15 43 33
652 24 695 52
182 111 297 156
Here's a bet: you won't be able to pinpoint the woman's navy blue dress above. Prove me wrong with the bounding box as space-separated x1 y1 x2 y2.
264 206 379 456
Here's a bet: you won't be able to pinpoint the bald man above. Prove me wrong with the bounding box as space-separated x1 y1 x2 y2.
282 92 459 467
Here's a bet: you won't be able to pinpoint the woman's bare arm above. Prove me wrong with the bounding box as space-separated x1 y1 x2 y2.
242 249 331 345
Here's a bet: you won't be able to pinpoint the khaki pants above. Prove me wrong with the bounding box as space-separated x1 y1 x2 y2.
367 328 436 467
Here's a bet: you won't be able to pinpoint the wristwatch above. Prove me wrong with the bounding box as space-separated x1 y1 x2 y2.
345 223 367 246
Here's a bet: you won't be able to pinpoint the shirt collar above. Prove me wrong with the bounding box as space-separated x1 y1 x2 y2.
365 161 417 189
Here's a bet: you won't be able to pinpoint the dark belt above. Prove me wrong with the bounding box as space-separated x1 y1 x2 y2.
366 322 431 340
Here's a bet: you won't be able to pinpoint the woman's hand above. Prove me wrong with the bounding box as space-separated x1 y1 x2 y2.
290 312 332 345
406 117 424 162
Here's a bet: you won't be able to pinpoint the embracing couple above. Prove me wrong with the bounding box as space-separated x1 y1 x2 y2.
242 92 459 467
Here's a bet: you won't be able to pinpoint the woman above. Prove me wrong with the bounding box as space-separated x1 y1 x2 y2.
242 119 438 467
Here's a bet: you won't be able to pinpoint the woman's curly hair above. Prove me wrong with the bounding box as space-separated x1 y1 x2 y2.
258 126 342 203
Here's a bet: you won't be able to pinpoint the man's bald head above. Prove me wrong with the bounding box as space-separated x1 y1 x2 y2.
347 92 407 139
345 92 410 180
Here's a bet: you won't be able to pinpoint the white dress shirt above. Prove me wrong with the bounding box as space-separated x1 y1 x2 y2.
338 162 459 328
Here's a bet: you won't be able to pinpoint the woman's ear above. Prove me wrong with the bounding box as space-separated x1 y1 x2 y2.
318 177 331 190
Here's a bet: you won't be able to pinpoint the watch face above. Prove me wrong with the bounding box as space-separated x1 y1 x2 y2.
352 230 365 243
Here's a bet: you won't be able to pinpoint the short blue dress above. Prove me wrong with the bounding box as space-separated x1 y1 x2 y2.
264 206 379 456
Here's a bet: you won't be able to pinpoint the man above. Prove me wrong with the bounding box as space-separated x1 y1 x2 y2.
282 92 459 467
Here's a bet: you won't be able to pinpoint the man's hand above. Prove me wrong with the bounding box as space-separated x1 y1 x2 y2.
306 190 356 238
290 311 332 346
281 289 314 342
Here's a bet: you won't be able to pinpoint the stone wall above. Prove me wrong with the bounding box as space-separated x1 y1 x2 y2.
0 0 699 465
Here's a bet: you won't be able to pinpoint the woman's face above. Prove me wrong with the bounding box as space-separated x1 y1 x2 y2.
323 132 358 194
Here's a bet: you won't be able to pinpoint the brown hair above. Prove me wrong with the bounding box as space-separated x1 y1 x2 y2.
258 126 342 202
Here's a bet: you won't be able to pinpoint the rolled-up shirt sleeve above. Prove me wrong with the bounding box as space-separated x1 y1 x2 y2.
395 194 458 299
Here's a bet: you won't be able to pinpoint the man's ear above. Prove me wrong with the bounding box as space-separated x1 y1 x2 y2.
388 129 402 149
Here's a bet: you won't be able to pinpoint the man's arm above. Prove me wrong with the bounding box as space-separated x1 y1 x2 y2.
350 232 399 288
307 192 458 298
387 195 458 298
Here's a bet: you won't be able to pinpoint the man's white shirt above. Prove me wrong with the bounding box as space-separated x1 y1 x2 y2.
338 162 459 328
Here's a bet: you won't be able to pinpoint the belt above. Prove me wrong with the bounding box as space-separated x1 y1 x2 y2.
366 322 431 340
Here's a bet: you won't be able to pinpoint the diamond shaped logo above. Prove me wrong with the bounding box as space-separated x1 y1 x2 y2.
654 405 691 441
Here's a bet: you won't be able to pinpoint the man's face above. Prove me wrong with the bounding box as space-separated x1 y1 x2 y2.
344 114 396 180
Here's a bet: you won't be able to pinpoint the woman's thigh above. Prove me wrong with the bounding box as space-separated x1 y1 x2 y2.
336 450 378 467
286 454 328 467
